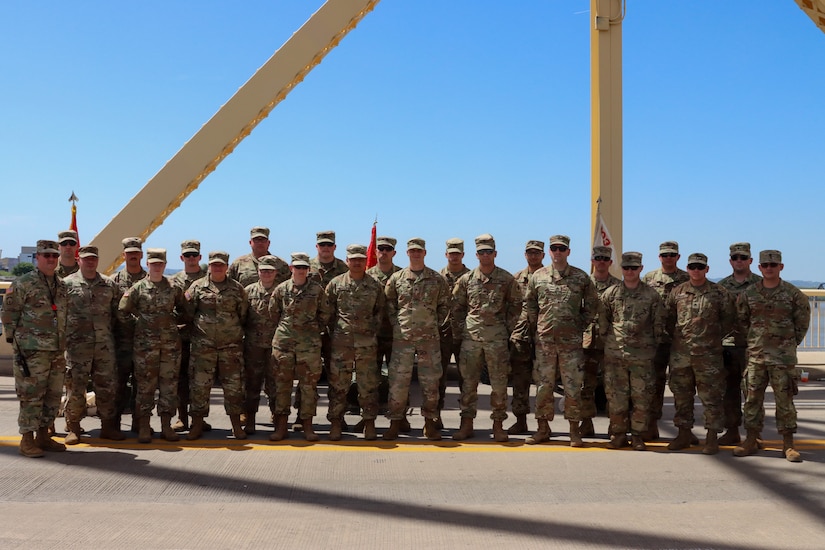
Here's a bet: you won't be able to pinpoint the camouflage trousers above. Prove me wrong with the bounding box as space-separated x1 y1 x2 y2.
458 339 510 421
327 343 379 421
272 344 322 419
178 339 191 411
189 343 244 417
243 343 275 416
722 346 746 429
439 334 462 412
668 353 724 431
114 340 136 416
534 341 584 422
603 353 655 435
650 343 671 424
509 345 533 416
743 362 798 433
14 350 65 434
582 348 603 420
388 339 442 421
134 343 181 418
65 343 118 422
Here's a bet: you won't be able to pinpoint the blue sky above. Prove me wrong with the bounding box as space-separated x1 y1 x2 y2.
1 1 823 282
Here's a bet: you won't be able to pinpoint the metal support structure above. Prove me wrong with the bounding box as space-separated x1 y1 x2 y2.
795 0 825 34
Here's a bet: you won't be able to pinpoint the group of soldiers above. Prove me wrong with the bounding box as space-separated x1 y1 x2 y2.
2 227 811 463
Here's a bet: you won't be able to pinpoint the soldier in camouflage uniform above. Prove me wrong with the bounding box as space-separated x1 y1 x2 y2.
641 240 689 441
438 238 470 429
511 235 598 447
717 242 762 446
665 253 735 455
451 234 521 442
63 246 124 444
268 253 332 442
228 226 290 288
507 240 545 435
2 240 68 457
119 249 189 443
242 255 281 435
169 240 207 431
56 230 80 279
185 251 249 440
111 237 147 431
325 244 386 441
580 245 621 437
383 238 450 441
734 250 810 462
599 252 664 451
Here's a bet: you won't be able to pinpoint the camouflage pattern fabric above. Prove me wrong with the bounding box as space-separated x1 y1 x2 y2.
243 281 278 415
229 253 290 288
56 262 79 279
111 268 147 416
508 266 536 416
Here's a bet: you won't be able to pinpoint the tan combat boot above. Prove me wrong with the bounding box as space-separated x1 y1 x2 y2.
526 419 551 445
229 414 247 440
19 431 44 458
703 430 719 455
424 418 442 441
329 418 343 441
579 418 595 437
641 420 659 442
452 417 474 441
187 415 205 441
569 420 584 448
667 427 694 451
631 435 647 451
160 415 180 442
608 433 628 449
100 418 126 441
64 420 83 445
172 406 188 431
269 415 289 441
302 418 319 442
733 429 760 457
782 433 802 463
506 413 529 435
399 416 412 433
36 427 66 452
244 411 257 435
137 416 152 444
492 420 509 443
717 427 741 446
363 419 377 441
291 414 303 432
382 419 401 441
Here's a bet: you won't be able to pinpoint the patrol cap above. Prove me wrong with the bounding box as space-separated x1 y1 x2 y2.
445 238 463 253
592 246 612 260
549 235 570 247
146 248 167 264
122 237 143 253
250 227 270 239
729 242 751 258
687 252 708 267
376 236 397 249
621 251 642 267
475 234 495 252
525 240 544 252
291 252 311 267
208 251 229 265
408 238 426 251
78 246 99 258
58 230 78 244
759 250 782 264
258 255 279 270
659 241 679 254
181 240 201 254
316 231 336 244
37 240 59 254
346 244 368 259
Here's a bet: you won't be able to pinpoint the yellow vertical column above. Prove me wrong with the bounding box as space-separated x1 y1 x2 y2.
590 0 623 275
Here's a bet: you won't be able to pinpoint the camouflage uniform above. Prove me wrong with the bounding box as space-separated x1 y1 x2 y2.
243 275 279 419
119 275 187 418
309 241 348 383
439 241 470 412
385 255 450 422
229 253 290 288
509 260 541 416
366 261 401 374
63 269 120 424
185 271 248 417
56 262 79 279
738 277 810 434
111 261 147 417
326 266 385 422
268 273 332 419
600 279 664 436
665 272 735 432
170 264 207 415
2 262 68 434
582 271 621 420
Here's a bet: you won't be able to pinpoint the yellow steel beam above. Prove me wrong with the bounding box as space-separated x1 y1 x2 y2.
91 0 381 275
795 0 825 34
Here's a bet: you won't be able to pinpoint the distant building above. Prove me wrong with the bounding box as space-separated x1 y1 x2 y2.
19 246 36 266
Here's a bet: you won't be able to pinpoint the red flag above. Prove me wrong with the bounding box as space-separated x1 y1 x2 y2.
69 192 80 257
366 220 377 268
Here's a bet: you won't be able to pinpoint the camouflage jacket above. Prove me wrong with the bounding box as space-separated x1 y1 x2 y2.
119 276 188 348
583 273 621 350
111 268 147 343
666 280 735 357
641 267 688 344
367 263 401 340
326 272 386 348
268 278 331 350
717 271 762 347
170 267 207 341
185 275 248 349
63 271 119 349
737 280 810 366
56 262 79 279
440 264 470 340
244 280 278 349
452 266 522 342
229 253 290 288
1 270 67 352
599 282 664 360
386 266 450 342
310 256 348 288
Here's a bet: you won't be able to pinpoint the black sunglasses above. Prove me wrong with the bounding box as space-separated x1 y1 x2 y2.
686 264 706 270
60 240 78 247
377 246 394 252
621 266 641 271
549 245 568 252
182 252 200 258
660 253 678 258
730 255 749 261
593 256 611 262
760 262 779 268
